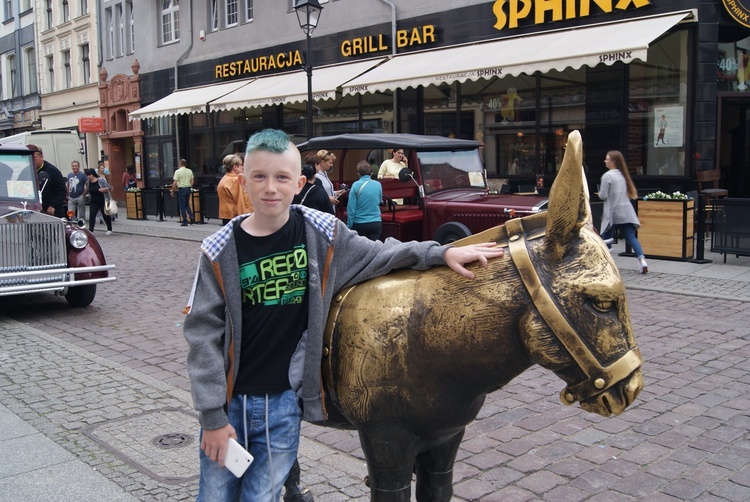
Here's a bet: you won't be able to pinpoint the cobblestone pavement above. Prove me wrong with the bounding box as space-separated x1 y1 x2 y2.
2 221 750 500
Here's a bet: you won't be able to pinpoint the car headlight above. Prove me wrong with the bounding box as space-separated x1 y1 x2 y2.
69 230 89 249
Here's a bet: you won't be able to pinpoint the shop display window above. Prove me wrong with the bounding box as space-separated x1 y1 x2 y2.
627 30 689 177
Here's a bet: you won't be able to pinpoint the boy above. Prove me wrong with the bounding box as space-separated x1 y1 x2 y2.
183 129 504 500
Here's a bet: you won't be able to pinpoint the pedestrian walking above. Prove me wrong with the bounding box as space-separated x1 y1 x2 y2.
66 160 88 220
85 168 113 235
182 128 504 501
171 159 196 226
600 150 648 273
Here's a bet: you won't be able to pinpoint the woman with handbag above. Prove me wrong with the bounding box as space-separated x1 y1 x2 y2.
85 168 113 235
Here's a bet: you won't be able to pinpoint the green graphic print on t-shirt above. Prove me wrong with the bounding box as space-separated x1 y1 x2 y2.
239 244 308 306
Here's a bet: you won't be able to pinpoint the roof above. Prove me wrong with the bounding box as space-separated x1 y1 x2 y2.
297 134 480 152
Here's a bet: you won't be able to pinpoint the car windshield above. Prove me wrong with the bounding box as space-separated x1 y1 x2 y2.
417 150 486 194
0 155 37 202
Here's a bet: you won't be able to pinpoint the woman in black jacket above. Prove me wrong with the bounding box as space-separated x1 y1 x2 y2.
292 164 335 214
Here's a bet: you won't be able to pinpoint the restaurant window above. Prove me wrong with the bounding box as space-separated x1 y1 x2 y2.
245 0 253 22
144 117 174 186
626 30 689 177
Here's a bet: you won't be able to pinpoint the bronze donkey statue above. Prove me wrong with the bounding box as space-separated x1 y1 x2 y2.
321 131 644 501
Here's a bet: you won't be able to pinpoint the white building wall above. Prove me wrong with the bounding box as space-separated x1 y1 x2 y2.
36 0 101 168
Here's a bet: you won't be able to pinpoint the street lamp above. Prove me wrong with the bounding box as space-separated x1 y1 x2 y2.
294 0 323 140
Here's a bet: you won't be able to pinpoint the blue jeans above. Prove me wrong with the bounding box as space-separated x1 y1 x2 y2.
602 223 644 258
197 390 302 502
178 187 194 223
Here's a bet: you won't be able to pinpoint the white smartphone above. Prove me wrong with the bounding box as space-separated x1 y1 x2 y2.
224 437 254 478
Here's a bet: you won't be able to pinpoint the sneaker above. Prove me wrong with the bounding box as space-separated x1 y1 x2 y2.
105 230 112 236
638 258 648 274
180 223 188 227
602 238 614 246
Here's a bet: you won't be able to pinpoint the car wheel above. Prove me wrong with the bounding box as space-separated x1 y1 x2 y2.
433 222 472 245
65 284 97 307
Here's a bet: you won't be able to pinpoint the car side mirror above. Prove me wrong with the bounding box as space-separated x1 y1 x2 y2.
398 167 425 199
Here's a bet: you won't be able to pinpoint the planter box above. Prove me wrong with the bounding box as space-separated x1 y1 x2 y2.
637 198 694 260
125 191 145 220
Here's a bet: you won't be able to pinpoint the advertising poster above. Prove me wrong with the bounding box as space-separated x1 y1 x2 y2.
653 106 683 148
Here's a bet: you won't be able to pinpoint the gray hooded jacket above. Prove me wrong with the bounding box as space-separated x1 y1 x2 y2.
183 205 447 430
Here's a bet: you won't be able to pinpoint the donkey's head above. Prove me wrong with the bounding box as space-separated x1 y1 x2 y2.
512 131 643 417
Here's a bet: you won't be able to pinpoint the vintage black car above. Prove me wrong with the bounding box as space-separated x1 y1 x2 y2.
298 133 548 243
0 144 115 307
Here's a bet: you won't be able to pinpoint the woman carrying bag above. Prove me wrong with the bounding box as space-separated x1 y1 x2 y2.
85 168 113 235
599 151 647 273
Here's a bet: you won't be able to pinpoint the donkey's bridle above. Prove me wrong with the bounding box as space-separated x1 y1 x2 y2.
504 218 642 405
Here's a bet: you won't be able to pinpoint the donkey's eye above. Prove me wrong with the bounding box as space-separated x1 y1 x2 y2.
591 300 614 313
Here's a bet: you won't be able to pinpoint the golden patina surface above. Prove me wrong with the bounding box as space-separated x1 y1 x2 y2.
322 131 643 500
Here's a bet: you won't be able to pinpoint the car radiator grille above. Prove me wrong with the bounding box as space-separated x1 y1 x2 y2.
0 221 67 287
453 213 509 233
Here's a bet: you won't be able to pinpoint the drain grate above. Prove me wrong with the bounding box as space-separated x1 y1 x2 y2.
152 432 195 449
83 408 200 484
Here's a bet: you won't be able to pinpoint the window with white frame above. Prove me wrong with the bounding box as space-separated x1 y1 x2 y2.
7 54 16 97
246 0 252 22
117 4 124 56
128 1 134 53
80 0 87 15
46 55 54 92
210 0 218 31
61 0 69 22
4 0 12 21
161 0 180 44
81 43 90 84
63 50 71 88
0 69 3 99
45 0 53 29
106 7 114 59
22 0 31 12
25 47 37 94
225 0 237 27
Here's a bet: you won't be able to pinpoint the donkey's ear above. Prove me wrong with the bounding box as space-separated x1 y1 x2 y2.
545 130 592 260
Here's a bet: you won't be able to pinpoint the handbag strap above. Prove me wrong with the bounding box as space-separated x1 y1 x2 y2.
299 185 315 205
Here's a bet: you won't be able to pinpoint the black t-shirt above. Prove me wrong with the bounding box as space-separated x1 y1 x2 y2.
233 212 308 395
89 180 105 205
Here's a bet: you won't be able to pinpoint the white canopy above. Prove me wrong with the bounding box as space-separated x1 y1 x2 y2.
128 80 253 120
342 11 695 96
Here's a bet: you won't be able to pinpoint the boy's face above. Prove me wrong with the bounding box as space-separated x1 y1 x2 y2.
244 145 305 220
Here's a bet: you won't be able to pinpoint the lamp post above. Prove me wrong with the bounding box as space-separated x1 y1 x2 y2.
294 0 323 140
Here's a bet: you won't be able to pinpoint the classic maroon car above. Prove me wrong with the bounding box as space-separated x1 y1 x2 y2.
0 144 115 307
298 133 548 243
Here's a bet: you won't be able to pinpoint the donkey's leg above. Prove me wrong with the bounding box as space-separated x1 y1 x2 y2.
414 430 465 502
358 425 416 502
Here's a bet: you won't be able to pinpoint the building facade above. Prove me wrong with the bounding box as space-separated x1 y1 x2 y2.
35 0 101 170
115 1 750 197
0 0 40 134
